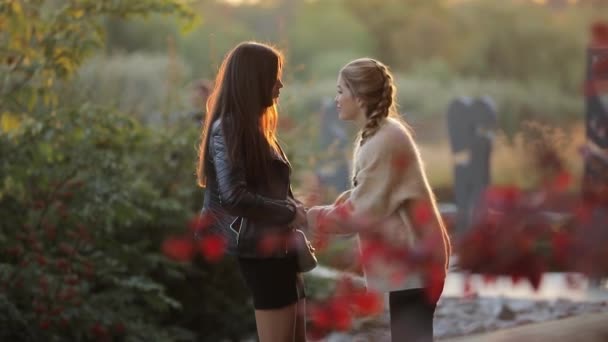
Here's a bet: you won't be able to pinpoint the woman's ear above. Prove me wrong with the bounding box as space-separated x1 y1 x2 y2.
355 97 366 110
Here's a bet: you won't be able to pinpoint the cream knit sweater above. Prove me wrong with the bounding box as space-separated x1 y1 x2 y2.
307 117 450 293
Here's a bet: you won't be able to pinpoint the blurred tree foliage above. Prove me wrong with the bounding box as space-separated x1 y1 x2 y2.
101 0 604 91
91 0 608 135
0 1 256 341
0 0 194 116
344 0 445 68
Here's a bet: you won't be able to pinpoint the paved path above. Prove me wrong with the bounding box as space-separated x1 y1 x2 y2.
442 311 608 342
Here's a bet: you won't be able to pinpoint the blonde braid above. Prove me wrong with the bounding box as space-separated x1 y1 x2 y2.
359 60 395 146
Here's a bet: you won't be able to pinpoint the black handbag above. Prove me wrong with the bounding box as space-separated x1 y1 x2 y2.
291 229 318 273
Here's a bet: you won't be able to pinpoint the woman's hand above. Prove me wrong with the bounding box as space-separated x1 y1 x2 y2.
305 206 327 236
288 198 308 229
306 206 330 249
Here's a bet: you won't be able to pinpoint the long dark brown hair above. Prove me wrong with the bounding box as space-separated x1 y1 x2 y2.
196 42 283 188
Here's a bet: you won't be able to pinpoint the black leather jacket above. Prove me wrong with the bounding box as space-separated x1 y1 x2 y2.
200 119 297 258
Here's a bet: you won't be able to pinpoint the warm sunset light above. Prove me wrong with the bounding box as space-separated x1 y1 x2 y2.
2 0 607 341
222 0 259 5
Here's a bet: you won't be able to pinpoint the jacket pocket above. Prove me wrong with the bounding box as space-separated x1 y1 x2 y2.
229 217 242 244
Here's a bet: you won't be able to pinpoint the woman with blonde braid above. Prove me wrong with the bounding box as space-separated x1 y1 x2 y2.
307 58 451 342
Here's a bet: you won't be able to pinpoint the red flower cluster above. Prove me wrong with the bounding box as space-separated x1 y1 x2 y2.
308 277 384 340
457 171 608 289
306 199 448 339
162 213 227 263
591 21 608 47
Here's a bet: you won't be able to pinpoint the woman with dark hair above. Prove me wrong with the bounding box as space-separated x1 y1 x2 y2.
196 42 308 342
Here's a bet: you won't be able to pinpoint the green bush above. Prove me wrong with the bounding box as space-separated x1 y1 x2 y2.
0 106 192 341
0 105 255 341
0 2 257 340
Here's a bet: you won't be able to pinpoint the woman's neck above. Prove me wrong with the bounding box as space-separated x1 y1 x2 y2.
355 112 367 129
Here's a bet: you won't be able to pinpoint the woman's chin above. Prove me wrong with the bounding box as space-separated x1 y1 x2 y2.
338 112 350 121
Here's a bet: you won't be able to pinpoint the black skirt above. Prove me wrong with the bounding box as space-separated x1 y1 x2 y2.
238 256 306 310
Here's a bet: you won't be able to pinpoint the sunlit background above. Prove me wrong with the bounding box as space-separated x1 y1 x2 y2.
97 0 603 190
2 0 608 341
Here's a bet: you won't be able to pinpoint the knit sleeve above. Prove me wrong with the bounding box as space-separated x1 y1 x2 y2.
306 125 425 235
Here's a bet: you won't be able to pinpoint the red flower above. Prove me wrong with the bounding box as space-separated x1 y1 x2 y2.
315 209 332 233
391 152 409 171
549 171 572 192
31 241 43 253
591 21 608 46
83 263 95 279
312 211 336 250
412 200 433 226
482 275 497 286
32 200 45 210
188 213 215 233
39 276 49 290
424 264 445 303
312 234 328 251
58 204 69 218
551 231 572 267
309 303 333 330
592 56 608 76
583 79 608 97
514 236 534 255
50 306 63 315
90 322 107 337
197 234 226 263
351 291 383 317
574 203 593 224
58 243 76 257
113 322 126 334
307 326 330 341
528 271 543 291
390 269 408 286
162 237 194 262
333 202 353 221
59 191 74 200
37 255 47 266
483 186 522 210
44 225 57 240
5 246 22 257
77 225 92 242
359 239 384 266
310 298 353 332
257 233 283 256
33 299 46 314
65 275 79 286
39 319 51 330
329 299 352 331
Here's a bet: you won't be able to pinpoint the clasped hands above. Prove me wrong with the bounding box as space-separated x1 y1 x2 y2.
288 198 308 231
288 191 352 240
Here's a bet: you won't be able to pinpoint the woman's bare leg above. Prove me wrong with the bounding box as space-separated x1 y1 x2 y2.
255 302 297 342
294 298 307 342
